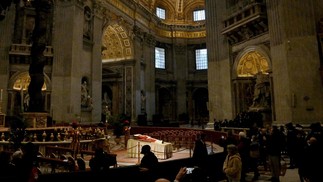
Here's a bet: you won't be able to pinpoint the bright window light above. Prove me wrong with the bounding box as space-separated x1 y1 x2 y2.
156 7 166 20
196 49 207 70
155 47 165 69
193 10 205 21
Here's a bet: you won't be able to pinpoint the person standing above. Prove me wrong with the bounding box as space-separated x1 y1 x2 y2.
299 137 323 182
257 127 269 171
223 144 242 182
220 130 238 155
192 133 208 170
285 123 297 169
267 126 283 182
249 135 260 180
237 132 250 182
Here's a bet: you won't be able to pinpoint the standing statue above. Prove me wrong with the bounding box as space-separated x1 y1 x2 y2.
140 90 146 112
81 81 88 107
81 80 93 110
250 73 271 109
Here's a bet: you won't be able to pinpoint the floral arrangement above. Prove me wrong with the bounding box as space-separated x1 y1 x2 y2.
110 114 130 138
71 120 79 129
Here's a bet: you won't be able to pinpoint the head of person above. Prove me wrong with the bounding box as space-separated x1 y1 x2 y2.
23 142 36 157
251 135 257 142
12 149 23 159
155 178 170 182
95 148 105 158
307 137 317 146
238 131 246 139
226 144 238 155
141 145 151 155
260 128 267 134
270 125 279 134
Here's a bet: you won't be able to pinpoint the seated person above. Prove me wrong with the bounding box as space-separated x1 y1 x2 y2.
89 148 112 172
139 145 159 182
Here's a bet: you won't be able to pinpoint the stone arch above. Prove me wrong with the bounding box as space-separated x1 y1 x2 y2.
231 45 272 115
101 23 133 62
7 71 51 113
8 71 50 91
233 46 271 78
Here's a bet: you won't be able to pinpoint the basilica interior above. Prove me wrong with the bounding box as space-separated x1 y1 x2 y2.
0 0 323 182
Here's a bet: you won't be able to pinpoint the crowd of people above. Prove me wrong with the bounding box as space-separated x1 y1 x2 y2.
0 142 40 182
2 121 323 182
219 121 323 182
213 112 263 131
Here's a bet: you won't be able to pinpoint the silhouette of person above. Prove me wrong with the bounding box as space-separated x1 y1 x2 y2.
139 145 159 182
89 148 111 172
15 142 39 182
192 133 208 173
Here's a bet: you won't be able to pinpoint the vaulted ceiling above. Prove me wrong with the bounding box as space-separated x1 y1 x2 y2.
137 0 205 25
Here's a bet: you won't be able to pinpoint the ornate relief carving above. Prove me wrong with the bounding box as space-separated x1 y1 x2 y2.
102 24 133 61
93 1 106 18
144 33 156 47
103 0 206 39
237 51 269 77
132 25 144 40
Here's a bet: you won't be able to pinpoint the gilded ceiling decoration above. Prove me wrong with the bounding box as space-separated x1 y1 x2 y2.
99 0 206 63
104 0 206 39
237 51 269 77
102 24 133 62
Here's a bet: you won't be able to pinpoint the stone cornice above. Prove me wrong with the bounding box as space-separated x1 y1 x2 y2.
55 0 81 7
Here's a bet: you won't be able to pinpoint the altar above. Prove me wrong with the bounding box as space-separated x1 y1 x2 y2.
127 138 173 159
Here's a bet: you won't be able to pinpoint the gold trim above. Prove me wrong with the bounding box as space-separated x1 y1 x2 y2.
107 0 206 39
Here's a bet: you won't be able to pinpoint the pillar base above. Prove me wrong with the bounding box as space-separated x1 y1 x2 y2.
23 112 48 128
